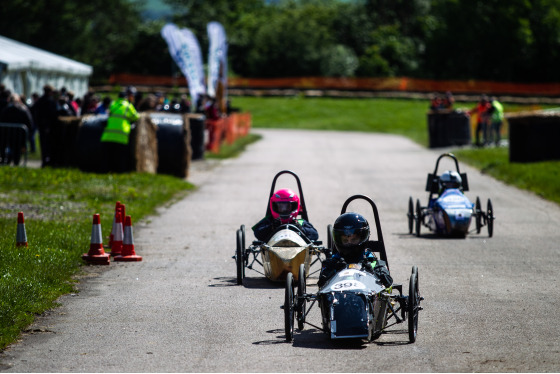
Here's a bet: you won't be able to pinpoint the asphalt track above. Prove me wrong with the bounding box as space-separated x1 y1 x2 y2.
1 129 560 372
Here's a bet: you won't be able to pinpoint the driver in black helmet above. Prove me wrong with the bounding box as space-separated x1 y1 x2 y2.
318 212 393 288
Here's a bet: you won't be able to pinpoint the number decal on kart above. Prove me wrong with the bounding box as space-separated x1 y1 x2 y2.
332 281 366 291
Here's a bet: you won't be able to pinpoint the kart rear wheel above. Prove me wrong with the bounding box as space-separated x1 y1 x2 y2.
475 197 482 234
236 229 245 285
415 199 422 237
297 263 307 331
284 272 295 342
408 266 420 343
408 197 414 234
487 199 494 238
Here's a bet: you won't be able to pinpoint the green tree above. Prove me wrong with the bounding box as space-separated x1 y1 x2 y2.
0 0 144 82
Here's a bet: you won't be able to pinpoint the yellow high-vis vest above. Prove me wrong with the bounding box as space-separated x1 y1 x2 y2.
101 98 139 145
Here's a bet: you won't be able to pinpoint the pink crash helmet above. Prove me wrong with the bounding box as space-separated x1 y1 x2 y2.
270 188 301 224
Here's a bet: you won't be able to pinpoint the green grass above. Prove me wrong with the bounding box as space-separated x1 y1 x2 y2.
454 147 560 205
232 96 560 205
0 167 193 349
234 96 431 145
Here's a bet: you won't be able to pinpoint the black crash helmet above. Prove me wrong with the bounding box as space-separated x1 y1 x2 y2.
332 212 370 258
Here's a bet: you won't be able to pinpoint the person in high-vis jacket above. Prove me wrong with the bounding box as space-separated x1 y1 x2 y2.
101 86 139 172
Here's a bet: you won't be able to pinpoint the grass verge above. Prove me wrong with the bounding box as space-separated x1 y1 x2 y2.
454 147 560 205
0 167 193 349
233 96 559 205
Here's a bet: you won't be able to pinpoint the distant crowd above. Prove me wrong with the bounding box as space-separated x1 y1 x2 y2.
429 91 504 147
0 83 226 166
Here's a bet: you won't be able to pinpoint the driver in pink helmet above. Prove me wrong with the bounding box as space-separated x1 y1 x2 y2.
252 188 319 242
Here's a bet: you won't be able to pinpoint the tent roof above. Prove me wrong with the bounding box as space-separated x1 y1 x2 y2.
0 35 92 76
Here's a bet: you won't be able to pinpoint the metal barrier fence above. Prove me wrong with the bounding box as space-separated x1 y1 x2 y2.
0 123 28 167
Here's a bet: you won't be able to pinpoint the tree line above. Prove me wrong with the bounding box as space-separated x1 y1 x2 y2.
2 0 560 84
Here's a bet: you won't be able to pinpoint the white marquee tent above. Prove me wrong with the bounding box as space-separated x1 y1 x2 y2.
0 35 93 99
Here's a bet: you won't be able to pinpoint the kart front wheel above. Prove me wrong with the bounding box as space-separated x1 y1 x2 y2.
487 199 494 238
407 197 414 234
475 197 482 234
408 266 420 343
327 224 334 256
297 263 307 331
415 199 422 237
235 229 245 285
284 272 295 342
240 224 246 254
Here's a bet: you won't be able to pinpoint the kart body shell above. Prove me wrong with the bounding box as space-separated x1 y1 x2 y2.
427 188 474 236
318 265 386 339
262 228 312 282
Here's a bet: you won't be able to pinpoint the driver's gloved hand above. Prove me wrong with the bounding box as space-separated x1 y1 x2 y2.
335 259 347 270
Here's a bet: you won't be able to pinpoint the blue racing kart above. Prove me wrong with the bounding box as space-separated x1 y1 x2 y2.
408 153 494 238
285 195 422 344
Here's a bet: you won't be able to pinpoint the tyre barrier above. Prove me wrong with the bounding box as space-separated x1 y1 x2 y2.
508 111 560 162
427 110 471 148
148 112 191 179
76 114 158 173
188 113 206 160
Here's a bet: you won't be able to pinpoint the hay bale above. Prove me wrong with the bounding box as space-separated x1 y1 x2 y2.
130 114 158 173
148 112 191 178
506 110 560 162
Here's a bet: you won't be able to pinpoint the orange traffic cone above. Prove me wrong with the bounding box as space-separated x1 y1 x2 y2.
108 201 121 248
16 211 28 247
82 213 110 265
111 210 124 256
115 215 142 262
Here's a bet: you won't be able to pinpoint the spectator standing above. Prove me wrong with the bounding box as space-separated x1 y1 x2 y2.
31 84 58 167
488 97 504 146
442 91 455 110
0 93 34 165
94 96 112 115
100 86 139 173
27 92 40 153
469 95 491 146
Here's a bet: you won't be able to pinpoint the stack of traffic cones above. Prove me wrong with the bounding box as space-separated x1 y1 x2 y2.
82 213 110 265
114 215 142 262
16 211 28 247
108 201 121 249
111 210 124 257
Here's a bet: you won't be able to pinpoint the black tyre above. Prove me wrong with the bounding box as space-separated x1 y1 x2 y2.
408 266 419 343
284 272 295 342
240 224 246 256
236 229 244 285
475 197 482 234
487 199 494 238
415 199 422 237
327 224 335 256
408 197 414 234
297 263 307 331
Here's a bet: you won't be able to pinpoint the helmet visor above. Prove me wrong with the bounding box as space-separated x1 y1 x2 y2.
333 227 368 248
273 201 298 215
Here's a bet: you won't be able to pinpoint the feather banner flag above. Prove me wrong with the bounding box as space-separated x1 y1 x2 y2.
207 21 228 101
161 23 206 109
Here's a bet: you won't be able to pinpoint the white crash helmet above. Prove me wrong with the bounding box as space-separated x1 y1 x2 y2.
440 170 462 190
